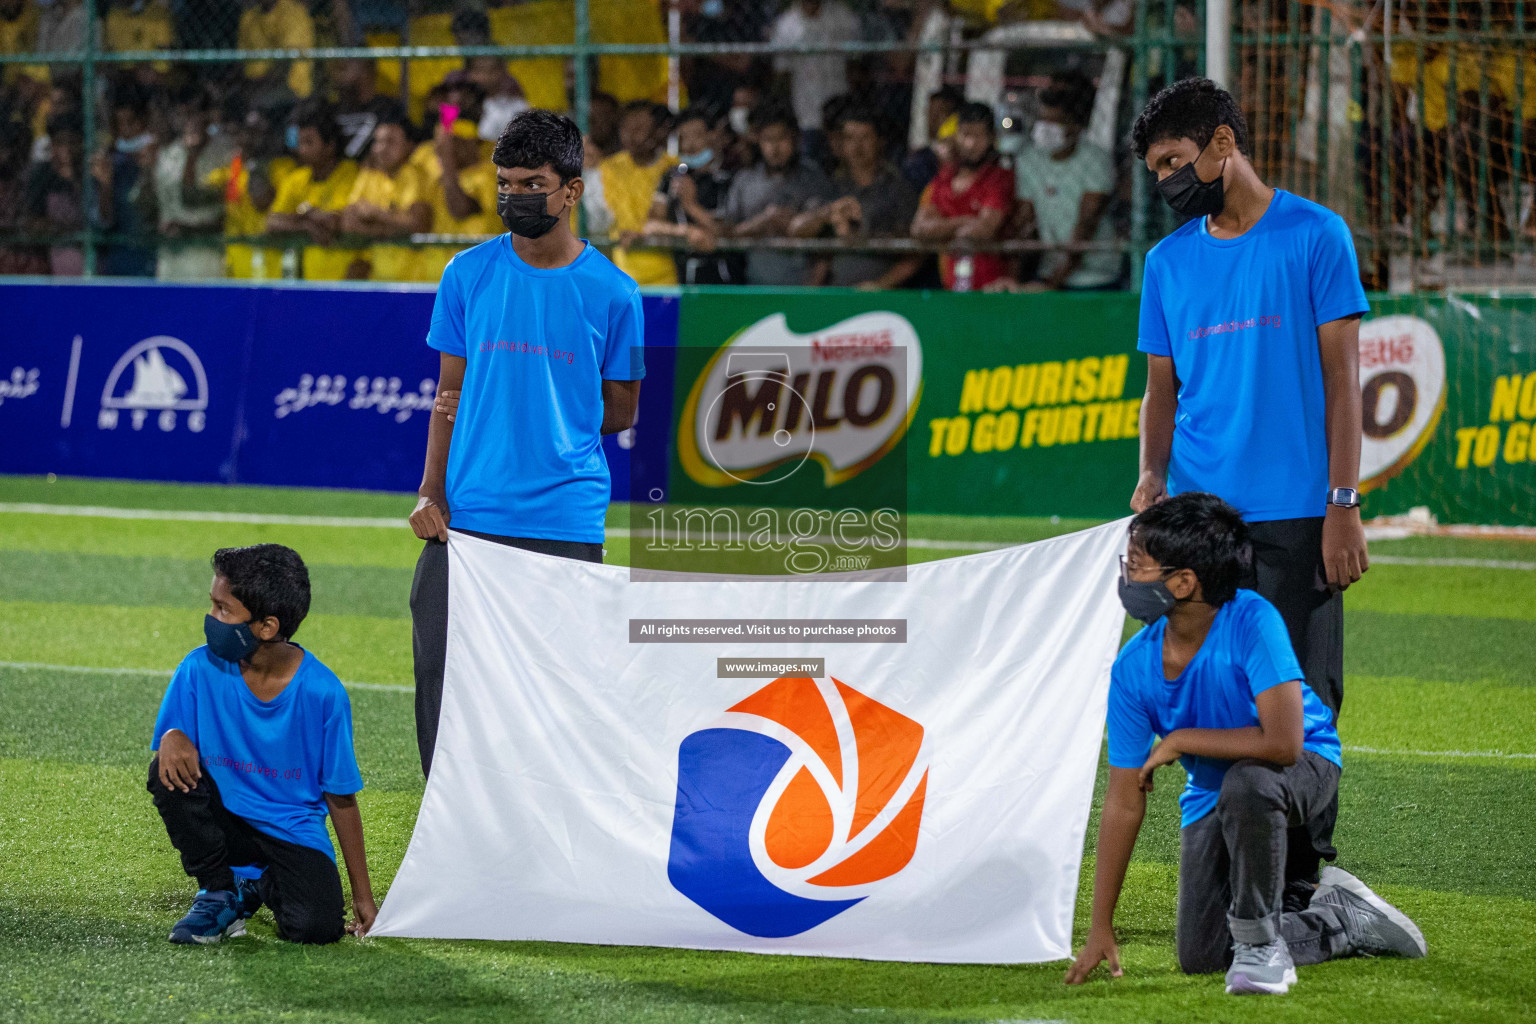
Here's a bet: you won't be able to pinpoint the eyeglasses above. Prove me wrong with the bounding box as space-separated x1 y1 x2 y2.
1119 554 1176 583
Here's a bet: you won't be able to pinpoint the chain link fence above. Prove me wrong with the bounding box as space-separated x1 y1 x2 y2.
0 1 1528 292
1234 0 1534 291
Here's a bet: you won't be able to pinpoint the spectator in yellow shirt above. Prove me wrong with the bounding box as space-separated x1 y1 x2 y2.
104 0 175 79
418 116 502 281
190 106 295 279
0 0 43 95
239 0 315 104
341 115 431 281
602 100 676 286
266 103 363 281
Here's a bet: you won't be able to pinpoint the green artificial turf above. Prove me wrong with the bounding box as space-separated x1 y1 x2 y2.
2 475 1534 1023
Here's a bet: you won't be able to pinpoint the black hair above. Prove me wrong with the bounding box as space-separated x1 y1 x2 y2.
47 112 84 140
621 99 669 131
929 85 965 111
374 110 413 135
211 544 311 640
1132 76 1251 160
748 100 798 137
1128 492 1249 607
834 102 883 135
1040 70 1096 128
955 100 996 132
450 6 491 44
290 100 342 153
590 91 620 111
674 104 716 130
492 108 584 181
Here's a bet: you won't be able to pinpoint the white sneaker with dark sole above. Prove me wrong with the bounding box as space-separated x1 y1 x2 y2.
1316 866 1428 958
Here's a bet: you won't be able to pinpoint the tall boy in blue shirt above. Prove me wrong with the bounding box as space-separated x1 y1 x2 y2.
1129 77 1372 904
1066 493 1424 995
148 544 376 945
407 109 645 778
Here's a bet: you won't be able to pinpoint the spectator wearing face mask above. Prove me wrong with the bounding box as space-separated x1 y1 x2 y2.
89 96 158 277
910 100 1014 292
641 106 741 285
995 71 1122 292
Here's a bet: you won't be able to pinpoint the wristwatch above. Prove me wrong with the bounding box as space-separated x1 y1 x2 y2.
1327 486 1360 509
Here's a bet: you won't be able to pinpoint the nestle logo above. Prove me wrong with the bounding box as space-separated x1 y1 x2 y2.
811 331 894 362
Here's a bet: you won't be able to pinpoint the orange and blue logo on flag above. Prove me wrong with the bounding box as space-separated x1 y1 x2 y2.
667 676 930 937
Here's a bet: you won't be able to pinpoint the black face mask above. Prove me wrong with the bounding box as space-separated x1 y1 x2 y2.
204 613 262 663
1156 141 1226 219
497 190 562 239
1118 576 1179 625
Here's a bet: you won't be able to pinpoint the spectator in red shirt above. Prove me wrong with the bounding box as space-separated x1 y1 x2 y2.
911 101 1014 291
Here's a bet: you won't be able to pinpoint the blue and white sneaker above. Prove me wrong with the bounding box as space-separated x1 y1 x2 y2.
168 888 244 945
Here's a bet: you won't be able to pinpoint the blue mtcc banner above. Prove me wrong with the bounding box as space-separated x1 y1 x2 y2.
1 281 677 498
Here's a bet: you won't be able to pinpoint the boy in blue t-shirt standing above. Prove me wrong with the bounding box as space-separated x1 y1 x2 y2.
407 110 645 779
1066 494 1424 995
148 544 375 945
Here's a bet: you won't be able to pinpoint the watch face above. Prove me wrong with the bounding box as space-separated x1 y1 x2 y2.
1331 488 1359 506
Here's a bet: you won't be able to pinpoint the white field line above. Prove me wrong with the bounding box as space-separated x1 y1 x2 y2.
0 659 412 694
1368 554 1536 570
6 503 1533 566
2 661 1532 761
0 502 408 528
1343 744 1536 761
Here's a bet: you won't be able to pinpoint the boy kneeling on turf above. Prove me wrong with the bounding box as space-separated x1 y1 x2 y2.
148 544 376 945
1067 493 1425 995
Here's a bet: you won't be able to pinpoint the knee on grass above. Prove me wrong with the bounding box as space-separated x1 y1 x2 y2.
274 905 346 945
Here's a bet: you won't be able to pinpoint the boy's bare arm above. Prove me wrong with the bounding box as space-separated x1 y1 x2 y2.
1066 766 1146 984
410 353 467 541
324 792 377 936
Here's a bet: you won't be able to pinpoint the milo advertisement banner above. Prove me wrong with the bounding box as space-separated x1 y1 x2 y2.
1357 295 1536 526
671 291 1536 527
672 291 1146 520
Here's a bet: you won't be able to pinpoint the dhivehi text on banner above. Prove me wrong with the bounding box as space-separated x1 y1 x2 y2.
370 521 1131 962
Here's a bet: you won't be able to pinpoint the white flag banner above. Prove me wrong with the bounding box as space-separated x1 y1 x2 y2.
372 520 1130 963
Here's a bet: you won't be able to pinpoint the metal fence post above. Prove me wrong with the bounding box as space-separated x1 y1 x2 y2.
574 0 590 136
81 0 99 278
1206 0 1231 88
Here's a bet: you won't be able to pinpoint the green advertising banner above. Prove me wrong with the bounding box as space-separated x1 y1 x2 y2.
672 290 1536 526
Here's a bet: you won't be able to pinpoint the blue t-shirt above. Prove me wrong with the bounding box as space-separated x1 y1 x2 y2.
1137 190 1369 521
1106 589 1342 827
151 647 364 859
428 236 646 543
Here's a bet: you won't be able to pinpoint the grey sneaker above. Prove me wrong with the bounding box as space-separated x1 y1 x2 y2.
1225 938 1298 995
1315 867 1428 958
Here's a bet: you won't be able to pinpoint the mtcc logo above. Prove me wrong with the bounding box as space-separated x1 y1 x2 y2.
98 336 208 433
668 675 929 938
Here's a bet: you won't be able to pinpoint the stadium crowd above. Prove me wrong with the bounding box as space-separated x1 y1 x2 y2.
0 0 1146 288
